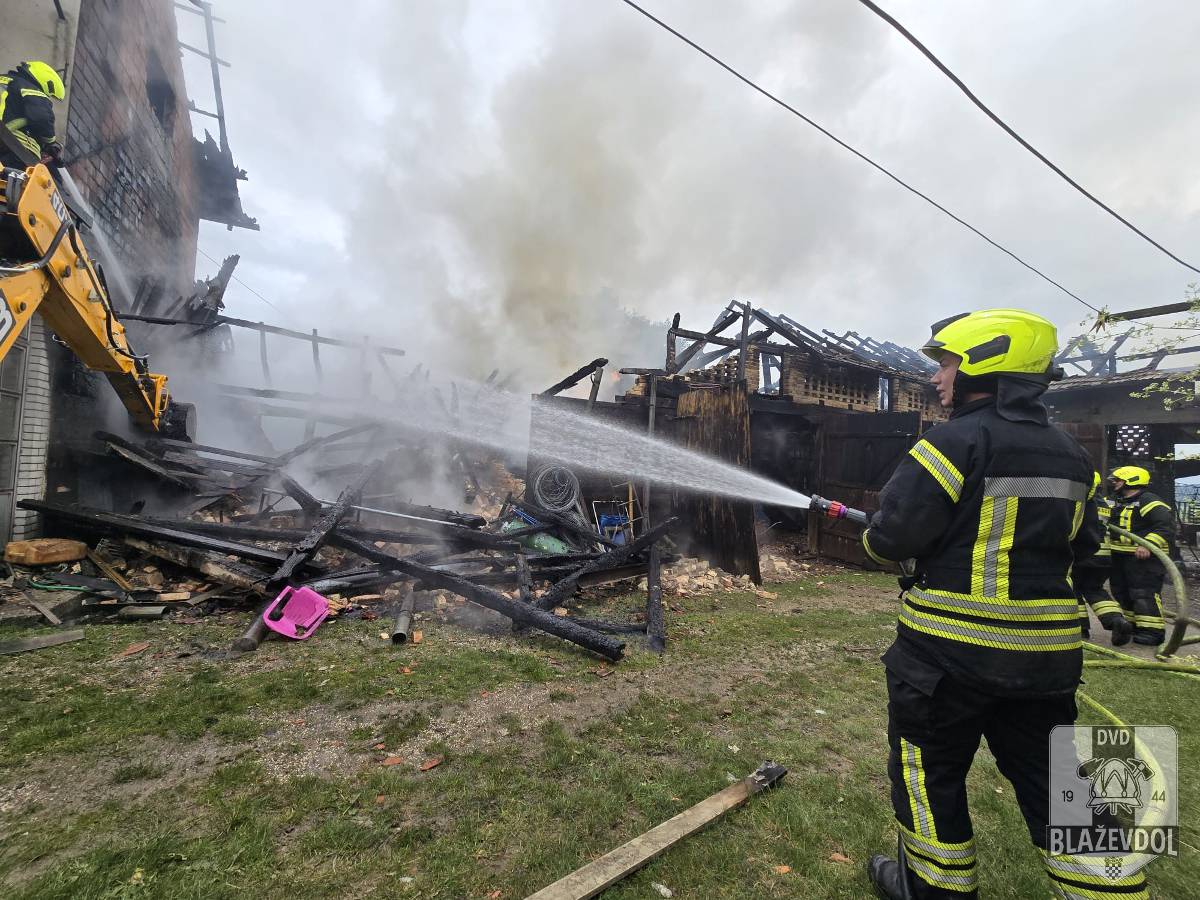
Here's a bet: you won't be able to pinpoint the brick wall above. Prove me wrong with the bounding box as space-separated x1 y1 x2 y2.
65 0 198 300
778 350 881 411
10 319 52 540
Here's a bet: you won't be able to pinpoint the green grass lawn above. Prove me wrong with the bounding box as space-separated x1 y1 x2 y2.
0 569 1195 898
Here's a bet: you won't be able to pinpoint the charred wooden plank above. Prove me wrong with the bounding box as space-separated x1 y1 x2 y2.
668 326 742 350
124 537 271 593
279 474 323 514
330 533 624 661
273 463 382 584
19 501 295 568
516 552 533 607
534 518 677 612
146 437 278 465
87 549 134 592
0 630 85 655
567 617 647 635
102 441 194 490
645 545 665 653
276 423 380 464
541 358 609 397
670 309 742 372
159 452 273 479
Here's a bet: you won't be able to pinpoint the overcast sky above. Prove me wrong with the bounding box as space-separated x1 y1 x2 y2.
177 0 1200 388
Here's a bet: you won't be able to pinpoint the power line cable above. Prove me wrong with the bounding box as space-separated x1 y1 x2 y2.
854 0 1200 276
615 0 1100 313
197 246 283 312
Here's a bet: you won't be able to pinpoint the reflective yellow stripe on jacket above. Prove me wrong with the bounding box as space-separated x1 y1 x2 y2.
909 439 964 502
902 587 1083 651
0 76 43 157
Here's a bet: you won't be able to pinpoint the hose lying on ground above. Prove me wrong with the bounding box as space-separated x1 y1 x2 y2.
1104 522 1191 658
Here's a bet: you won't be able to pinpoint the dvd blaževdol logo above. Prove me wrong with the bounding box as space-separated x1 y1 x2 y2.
1048 725 1177 879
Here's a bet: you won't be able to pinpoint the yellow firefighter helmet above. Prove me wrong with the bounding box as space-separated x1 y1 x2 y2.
921 309 1058 377
1110 465 1150 487
22 60 65 101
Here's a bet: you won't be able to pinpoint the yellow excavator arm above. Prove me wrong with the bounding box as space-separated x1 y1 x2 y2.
0 163 186 436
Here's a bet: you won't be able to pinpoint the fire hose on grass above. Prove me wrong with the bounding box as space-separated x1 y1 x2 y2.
1104 523 1193 659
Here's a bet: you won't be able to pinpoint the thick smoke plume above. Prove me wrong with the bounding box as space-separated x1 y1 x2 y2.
194 0 1200 395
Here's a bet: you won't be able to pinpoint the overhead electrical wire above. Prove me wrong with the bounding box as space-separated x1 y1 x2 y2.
615 0 1101 313
197 246 283 312
854 0 1200 276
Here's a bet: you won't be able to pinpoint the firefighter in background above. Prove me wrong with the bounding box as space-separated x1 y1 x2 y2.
0 60 65 167
1075 471 1132 645
1107 466 1175 645
860 310 1147 899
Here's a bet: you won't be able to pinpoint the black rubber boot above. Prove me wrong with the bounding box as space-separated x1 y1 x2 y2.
867 839 915 900
1111 617 1133 647
1133 632 1163 646
1101 613 1133 647
867 856 910 900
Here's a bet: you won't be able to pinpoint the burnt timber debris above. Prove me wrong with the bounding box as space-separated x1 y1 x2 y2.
8 413 673 661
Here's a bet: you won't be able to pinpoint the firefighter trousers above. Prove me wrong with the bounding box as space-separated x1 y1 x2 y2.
1073 564 1124 635
1109 556 1165 642
886 669 1148 898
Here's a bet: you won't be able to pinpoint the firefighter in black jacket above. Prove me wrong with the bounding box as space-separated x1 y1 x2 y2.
0 60 65 167
1075 472 1132 645
1107 466 1174 645
861 310 1147 899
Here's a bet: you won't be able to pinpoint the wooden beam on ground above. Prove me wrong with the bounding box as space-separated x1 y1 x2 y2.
0 629 85 655
534 518 677 612
124 538 271 594
27 599 62 626
525 762 787 900
87 549 134 592
279 474 323 514
18 501 296 568
128 516 460 549
330 533 625 661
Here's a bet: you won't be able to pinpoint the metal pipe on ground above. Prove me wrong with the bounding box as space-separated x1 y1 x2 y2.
391 587 416 644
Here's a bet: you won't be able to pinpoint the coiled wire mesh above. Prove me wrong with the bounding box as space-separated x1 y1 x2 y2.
530 465 581 513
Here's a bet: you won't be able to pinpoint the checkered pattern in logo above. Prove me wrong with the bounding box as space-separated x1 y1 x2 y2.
1105 857 1123 881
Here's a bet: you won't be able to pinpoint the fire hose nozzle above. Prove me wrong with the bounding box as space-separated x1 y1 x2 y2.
809 494 870 527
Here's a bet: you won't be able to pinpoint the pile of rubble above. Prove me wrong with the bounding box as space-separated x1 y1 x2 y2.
1 422 681 662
